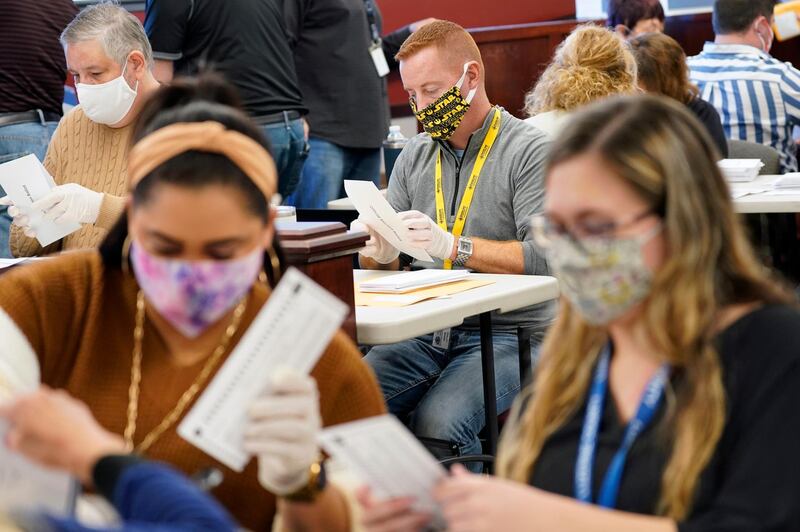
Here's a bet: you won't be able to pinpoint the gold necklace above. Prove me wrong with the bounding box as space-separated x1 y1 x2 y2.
124 290 248 454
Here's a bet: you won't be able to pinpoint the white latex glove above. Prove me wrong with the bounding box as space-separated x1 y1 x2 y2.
32 183 103 225
398 210 455 261
351 217 400 264
0 196 37 238
243 369 321 496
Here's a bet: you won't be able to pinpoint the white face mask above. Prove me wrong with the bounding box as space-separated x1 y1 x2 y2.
76 59 138 125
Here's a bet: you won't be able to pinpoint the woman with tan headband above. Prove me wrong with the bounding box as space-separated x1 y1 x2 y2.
0 78 385 531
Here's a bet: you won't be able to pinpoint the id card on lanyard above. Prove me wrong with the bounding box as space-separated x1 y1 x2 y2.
363 0 389 77
434 107 502 269
574 344 669 509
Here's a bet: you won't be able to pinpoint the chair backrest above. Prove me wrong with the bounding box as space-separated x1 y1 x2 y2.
727 140 781 175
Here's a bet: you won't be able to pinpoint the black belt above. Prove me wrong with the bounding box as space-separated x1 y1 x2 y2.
251 110 302 126
0 110 62 127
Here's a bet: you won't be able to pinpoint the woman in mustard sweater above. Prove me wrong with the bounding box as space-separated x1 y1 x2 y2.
0 77 385 531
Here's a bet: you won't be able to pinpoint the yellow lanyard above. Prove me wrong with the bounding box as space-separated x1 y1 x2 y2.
435 107 502 269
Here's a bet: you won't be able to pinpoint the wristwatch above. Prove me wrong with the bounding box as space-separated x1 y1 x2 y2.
284 459 327 503
453 236 473 267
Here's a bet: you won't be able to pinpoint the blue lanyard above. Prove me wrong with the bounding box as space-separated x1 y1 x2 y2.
574 345 669 509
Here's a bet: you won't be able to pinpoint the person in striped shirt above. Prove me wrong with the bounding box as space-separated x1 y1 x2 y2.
687 0 800 173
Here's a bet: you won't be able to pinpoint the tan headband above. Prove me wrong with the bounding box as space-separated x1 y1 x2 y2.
127 121 277 200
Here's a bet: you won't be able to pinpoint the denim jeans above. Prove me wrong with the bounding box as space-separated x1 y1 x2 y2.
0 120 59 258
286 137 381 209
261 117 309 200
364 328 541 466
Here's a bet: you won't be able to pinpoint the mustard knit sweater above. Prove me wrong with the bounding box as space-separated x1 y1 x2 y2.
11 107 130 257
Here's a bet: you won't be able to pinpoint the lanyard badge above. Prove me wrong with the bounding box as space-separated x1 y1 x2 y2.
434 107 502 269
574 344 669 509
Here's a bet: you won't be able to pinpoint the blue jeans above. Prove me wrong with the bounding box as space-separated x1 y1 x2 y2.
286 138 381 209
0 120 59 258
261 117 309 200
364 328 540 464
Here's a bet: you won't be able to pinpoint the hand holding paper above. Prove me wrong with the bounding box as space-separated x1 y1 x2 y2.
243 369 321 496
319 415 446 522
34 183 104 225
344 180 433 263
178 268 348 471
0 154 82 246
351 217 400 264
398 210 455 261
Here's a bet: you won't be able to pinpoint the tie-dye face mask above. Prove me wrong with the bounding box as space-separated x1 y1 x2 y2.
130 242 262 338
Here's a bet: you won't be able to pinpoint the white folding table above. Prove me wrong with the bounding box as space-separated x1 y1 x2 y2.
353 270 559 467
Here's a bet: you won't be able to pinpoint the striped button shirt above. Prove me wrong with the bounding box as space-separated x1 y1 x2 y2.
688 43 800 173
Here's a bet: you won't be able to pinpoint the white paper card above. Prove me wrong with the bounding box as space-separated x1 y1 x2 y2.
0 422 76 516
0 154 81 247
319 415 446 516
370 43 390 78
178 267 348 471
775 11 800 41
344 180 433 263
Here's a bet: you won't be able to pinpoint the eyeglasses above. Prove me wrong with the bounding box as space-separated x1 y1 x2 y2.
530 209 656 250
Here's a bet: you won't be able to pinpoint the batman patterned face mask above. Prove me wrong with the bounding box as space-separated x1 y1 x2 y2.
409 63 477 141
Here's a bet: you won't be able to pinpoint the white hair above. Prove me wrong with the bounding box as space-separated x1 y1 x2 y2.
61 2 154 68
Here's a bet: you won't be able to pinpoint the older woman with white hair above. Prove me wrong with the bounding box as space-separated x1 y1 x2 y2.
0 3 160 257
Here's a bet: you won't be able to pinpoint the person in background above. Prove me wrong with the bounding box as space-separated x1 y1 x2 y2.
630 32 729 158
687 0 800 171
607 0 665 39
1 388 238 532
145 0 309 200
0 76 386 530
362 94 800 532
524 25 638 139
0 0 78 258
355 20 553 467
0 4 161 258
282 0 435 208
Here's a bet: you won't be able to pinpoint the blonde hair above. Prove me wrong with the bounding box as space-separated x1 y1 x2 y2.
497 94 793 519
524 25 638 117
395 20 484 72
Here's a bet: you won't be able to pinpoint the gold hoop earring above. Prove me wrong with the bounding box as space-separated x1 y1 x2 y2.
268 247 281 284
258 270 268 284
121 235 132 276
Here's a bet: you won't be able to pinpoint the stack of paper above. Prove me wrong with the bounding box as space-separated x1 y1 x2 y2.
772 173 800 189
359 269 469 293
718 159 764 182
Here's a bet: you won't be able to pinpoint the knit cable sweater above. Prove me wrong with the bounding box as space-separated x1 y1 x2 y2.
11 107 129 257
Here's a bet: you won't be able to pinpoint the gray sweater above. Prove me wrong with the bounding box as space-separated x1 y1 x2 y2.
387 107 554 332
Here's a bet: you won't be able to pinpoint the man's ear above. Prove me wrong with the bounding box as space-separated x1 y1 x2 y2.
614 24 631 38
128 50 148 79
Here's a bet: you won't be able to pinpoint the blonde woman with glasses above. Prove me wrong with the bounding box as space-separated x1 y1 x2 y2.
362 95 800 531
523 25 638 139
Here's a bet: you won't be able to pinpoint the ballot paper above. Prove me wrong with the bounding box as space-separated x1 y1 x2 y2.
178 267 348 471
773 173 800 189
344 180 433 263
359 269 470 293
718 159 764 183
0 422 77 516
0 154 81 247
319 415 446 517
